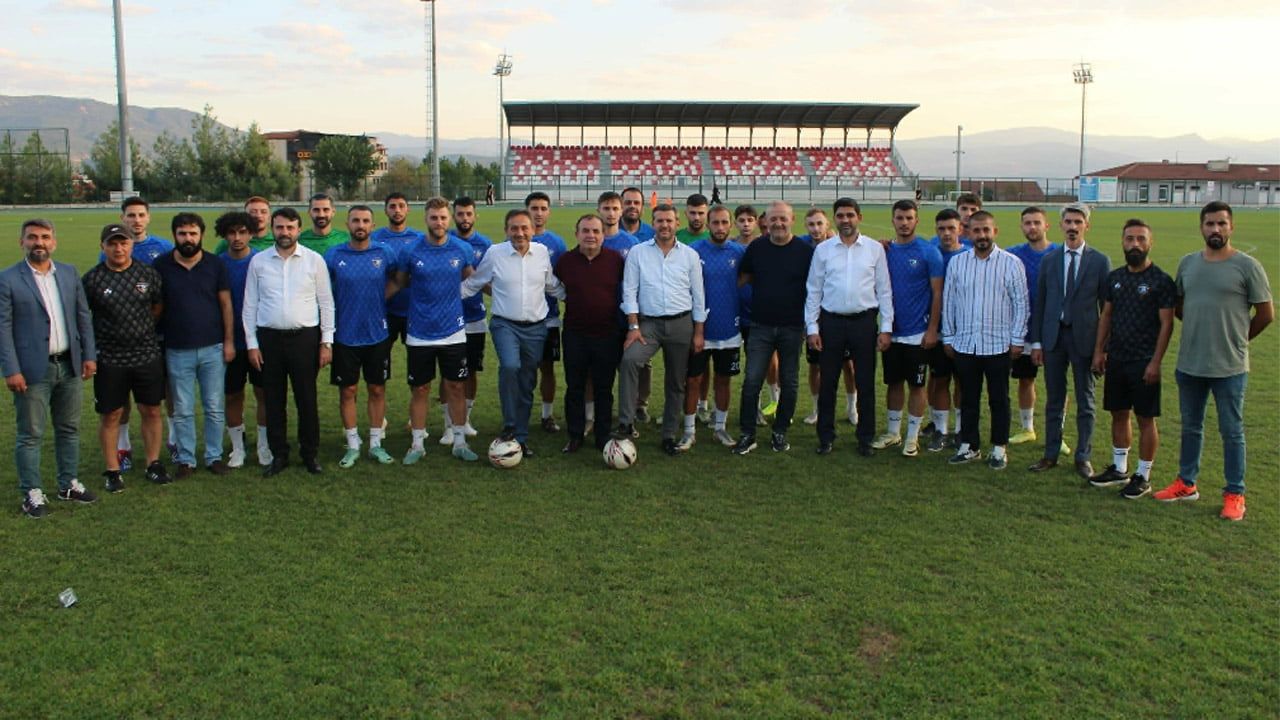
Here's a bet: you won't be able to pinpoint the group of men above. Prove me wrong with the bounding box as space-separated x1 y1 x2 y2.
0 190 1270 522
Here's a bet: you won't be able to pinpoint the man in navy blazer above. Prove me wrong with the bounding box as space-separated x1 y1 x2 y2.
0 219 98 517
1028 204 1111 478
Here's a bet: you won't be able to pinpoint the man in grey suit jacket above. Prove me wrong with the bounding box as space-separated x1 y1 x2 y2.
1027 204 1111 478
0 219 98 518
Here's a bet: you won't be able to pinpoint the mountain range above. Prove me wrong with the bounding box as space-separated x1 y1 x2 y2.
3 95 1276 179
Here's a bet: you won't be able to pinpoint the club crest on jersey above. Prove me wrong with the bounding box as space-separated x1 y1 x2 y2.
908 258 920 267
1113 281 1122 291
449 258 460 268
728 259 737 268
135 282 150 293
416 260 425 267
1137 283 1150 296
372 258 382 268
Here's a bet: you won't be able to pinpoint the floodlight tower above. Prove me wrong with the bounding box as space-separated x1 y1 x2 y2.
1072 62 1093 178
494 53 513 192
112 0 133 194
421 0 440 196
954 125 964 194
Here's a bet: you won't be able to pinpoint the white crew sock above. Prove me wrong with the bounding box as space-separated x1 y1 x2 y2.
768 384 780 403
452 426 467 449
683 413 696 433
117 423 132 451
906 414 923 442
344 427 360 450
696 399 708 413
585 401 595 423
845 392 856 412
1136 459 1153 480
442 405 451 426
228 425 245 453
257 425 269 447
370 427 384 448
886 410 902 436
991 445 1007 460
932 409 949 434
542 402 553 419
810 393 819 410
714 408 728 430
1020 408 1034 431
465 399 474 422
953 408 962 435
1113 446 1130 474
411 428 426 450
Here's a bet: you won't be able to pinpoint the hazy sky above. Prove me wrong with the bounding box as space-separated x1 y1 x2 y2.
7 0 1279 144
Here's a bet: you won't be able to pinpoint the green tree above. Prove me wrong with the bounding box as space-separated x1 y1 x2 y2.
150 131 199 202
190 105 238 198
379 156 427 199
311 135 377 199
231 122 295 199
0 133 18 204
14 133 72 203
84 120 149 200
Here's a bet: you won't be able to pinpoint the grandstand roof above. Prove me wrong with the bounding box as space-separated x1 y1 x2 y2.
502 102 918 130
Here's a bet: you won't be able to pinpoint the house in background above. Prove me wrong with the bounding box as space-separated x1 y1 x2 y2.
1086 160 1278 205
262 130 388 200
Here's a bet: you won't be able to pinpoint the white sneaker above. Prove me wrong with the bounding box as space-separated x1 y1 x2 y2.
227 447 246 468
803 409 819 425
901 437 920 457
871 432 901 450
438 426 455 445
257 443 273 467
675 431 696 452
713 428 736 446
462 422 478 437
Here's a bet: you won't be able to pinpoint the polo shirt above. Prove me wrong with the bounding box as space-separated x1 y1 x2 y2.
153 252 230 350
554 247 626 338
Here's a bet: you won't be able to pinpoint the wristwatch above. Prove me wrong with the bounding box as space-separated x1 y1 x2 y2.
628 323 640 331
321 342 332 349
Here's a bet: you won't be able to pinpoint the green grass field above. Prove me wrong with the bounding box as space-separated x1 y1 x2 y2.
0 203 1277 719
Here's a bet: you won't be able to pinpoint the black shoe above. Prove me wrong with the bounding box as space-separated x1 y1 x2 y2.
815 441 834 455
499 426 517 442
561 436 583 454
731 434 757 455
519 443 533 459
103 469 125 494
56 480 97 504
1089 464 1128 488
661 438 680 456
21 489 49 518
146 461 173 485
635 407 651 424
174 464 196 481
857 444 876 457
771 432 790 452
1120 473 1152 499
303 459 323 474
610 423 634 440
263 459 290 478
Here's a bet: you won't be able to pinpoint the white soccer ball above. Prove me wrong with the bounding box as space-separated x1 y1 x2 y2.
488 438 523 469
603 438 637 469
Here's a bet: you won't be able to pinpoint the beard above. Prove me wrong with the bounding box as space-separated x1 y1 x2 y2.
176 242 201 258
1206 234 1227 249
455 221 473 234
1124 248 1148 268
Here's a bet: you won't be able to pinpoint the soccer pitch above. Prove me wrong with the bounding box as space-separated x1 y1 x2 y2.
0 203 1276 718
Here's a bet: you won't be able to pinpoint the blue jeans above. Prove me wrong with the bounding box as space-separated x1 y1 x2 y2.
1176 370 1247 495
14 356 82 495
167 345 227 467
490 317 547 443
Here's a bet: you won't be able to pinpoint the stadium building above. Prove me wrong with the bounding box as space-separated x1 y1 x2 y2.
1084 160 1279 206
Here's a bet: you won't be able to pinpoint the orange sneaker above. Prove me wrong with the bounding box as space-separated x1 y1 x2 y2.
1220 493 1246 521
1153 478 1200 502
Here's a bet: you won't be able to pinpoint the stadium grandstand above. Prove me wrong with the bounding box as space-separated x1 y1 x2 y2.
501 101 919 203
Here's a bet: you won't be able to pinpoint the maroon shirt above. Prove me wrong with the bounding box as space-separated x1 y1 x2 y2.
554 246 625 338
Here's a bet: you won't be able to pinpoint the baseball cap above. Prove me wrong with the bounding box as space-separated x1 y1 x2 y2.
100 224 130 242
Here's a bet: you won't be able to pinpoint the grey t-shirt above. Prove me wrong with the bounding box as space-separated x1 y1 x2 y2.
1175 250 1272 377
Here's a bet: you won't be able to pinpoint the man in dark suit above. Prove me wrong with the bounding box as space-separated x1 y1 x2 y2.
0 219 98 517
1028 204 1111 478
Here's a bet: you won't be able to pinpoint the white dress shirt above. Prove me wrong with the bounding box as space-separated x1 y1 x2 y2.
941 246 1028 355
620 240 707 322
461 242 561 324
28 261 69 355
242 245 335 350
803 233 894 336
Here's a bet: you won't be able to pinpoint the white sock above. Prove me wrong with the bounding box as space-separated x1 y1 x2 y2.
714 408 728 430
1020 408 1034 431
465 399 474 423
810 394 819 411
845 392 856 412
906 414 923 442
769 384 780 403
585 401 595 422
542 401 553 419
257 425 269 447
932 409 949 434
953 408 962 435
696 399 708 413
228 425 245 452
886 410 902 436
411 428 426 449
1136 459 1153 480
452 426 467 449
1113 446 1130 474
956 441 971 455
370 427 384 448
991 445 1007 460
344 427 360 450
117 423 132 451
683 413 696 433
442 405 451 426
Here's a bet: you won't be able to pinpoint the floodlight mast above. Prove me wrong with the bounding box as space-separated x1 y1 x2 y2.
954 125 964 194
494 54 513 195
422 0 440 196
112 0 133 195
1073 62 1093 179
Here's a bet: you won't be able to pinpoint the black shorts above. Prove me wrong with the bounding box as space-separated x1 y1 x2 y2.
1103 359 1161 417
331 341 392 387
882 342 929 387
541 326 561 363
386 315 407 344
928 344 954 379
687 347 741 378
95 357 166 414
466 332 486 373
224 349 263 395
1010 353 1039 380
406 343 468 386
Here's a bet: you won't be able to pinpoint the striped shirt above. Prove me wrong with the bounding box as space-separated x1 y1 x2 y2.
941 246 1028 356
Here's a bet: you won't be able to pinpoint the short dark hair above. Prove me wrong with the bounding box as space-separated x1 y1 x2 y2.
597 191 622 205
708 204 732 219
524 191 551 207
1020 206 1046 218
504 208 533 229
1200 200 1233 221
271 207 302 225
453 196 476 210
685 193 709 208
734 204 757 220
348 204 374 216
308 193 334 208
935 208 961 224
891 199 918 214
955 192 983 208
170 212 205 236
653 202 678 217
833 197 861 215
1122 218 1151 232
121 196 149 212
384 192 408 206
575 213 605 232
20 218 54 237
621 186 643 199
969 210 996 225
214 211 254 239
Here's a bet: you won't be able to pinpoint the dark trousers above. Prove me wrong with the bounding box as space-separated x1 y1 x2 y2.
258 326 320 463
562 327 622 449
953 351 1012 450
738 324 804 436
816 310 878 445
